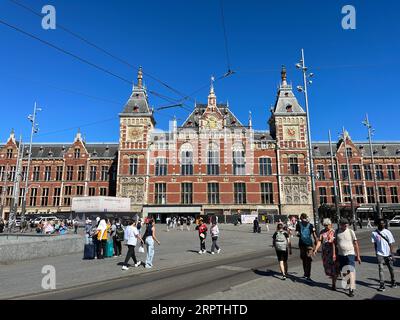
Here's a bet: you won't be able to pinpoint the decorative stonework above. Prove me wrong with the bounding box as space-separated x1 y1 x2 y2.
282 176 309 205
120 177 145 204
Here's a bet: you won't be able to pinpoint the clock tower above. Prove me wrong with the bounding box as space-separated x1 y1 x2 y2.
118 67 155 213
269 66 313 216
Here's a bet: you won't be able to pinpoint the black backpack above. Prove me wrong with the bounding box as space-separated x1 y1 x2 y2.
115 225 124 241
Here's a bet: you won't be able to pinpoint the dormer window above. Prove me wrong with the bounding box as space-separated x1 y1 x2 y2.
396 149 400 155
359 145 364 149
133 105 139 112
284 92 289 97
48 151 53 157
286 105 293 112
346 147 353 158
382 145 387 149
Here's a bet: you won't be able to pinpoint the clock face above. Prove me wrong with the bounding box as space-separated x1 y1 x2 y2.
284 126 298 140
207 117 218 129
128 126 143 142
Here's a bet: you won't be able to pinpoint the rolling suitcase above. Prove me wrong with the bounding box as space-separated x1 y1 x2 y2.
83 243 95 260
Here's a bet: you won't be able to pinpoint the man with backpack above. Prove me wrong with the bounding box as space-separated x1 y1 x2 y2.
113 218 124 257
296 213 317 282
273 222 292 280
372 218 397 292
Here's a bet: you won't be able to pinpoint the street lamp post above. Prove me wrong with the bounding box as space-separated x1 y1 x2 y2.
296 49 319 232
362 114 381 220
328 130 341 222
21 102 41 222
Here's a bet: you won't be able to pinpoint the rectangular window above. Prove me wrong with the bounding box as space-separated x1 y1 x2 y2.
181 183 193 204
207 183 220 204
66 166 73 181
74 148 80 159
90 166 97 181
181 151 194 176
390 187 398 204
155 158 167 176
130 158 138 176
259 158 272 176
233 151 246 175
6 149 13 159
41 188 49 206
379 187 387 203
78 166 85 181
319 187 327 204
341 165 348 180
101 166 109 181
376 165 384 180
343 185 351 202
0 166 5 181
364 164 373 181
353 165 362 180
21 166 27 182
56 166 63 181
367 187 375 204
316 165 325 180
44 166 51 181
261 183 274 204
33 166 40 181
289 157 299 175
388 165 395 180
8 166 16 181
76 186 84 196
53 187 61 207
29 188 37 206
155 183 166 205
18 188 25 207
329 164 338 180
89 187 96 196
100 187 107 196
207 151 219 175
330 187 337 204
6 186 13 206
355 185 364 204
234 183 247 204
346 147 353 158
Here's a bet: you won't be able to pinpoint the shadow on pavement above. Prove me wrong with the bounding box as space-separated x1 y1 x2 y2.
371 294 399 300
360 255 377 264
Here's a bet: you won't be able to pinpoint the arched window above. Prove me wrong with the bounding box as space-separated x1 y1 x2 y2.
180 143 193 176
233 144 245 175
207 143 219 175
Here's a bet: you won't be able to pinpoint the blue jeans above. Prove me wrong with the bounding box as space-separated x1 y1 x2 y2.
145 237 155 267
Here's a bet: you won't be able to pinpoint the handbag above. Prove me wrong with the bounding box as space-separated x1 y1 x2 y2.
138 245 145 253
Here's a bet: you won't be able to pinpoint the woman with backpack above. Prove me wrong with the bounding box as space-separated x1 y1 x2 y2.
143 218 161 269
273 222 292 280
196 218 208 254
313 218 339 290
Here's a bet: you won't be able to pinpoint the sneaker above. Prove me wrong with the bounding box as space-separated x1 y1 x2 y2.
348 289 355 297
211 252 215 255
281 276 286 281
145 264 153 269
306 277 313 282
134 261 142 267
217 249 221 254
391 281 397 289
378 284 386 292
202 250 206 254
121 266 129 271
198 250 203 254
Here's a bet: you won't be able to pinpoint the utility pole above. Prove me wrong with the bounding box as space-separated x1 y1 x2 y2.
362 114 381 220
328 130 341 222
342 128 357 230
8 136 23 232
21 102 42 222
296 49 319 232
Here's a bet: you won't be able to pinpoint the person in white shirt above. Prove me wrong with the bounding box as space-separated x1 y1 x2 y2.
122 220 143 270
210 221 221 254
371 219 397 291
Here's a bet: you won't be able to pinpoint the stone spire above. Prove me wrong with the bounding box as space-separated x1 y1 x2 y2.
8 128 16 143
208 76 216 108
281 65 287 86
74 128 82 142
248 111 252 128
137 66 143 90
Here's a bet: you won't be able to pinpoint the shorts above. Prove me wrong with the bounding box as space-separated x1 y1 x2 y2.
276 250 288 262
338 255 355 271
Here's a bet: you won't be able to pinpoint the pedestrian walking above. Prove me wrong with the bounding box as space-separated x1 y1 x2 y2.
0 218 4 233
272 222 292 280
372 218 397 291
73 220 79 234
113 218 124 257
295 213 317 282
313 218 339 290
166 217 170 231
186 217 192 231
335 218 361 297
96 219 109 259
122 220 143 270
210 221 221 254
253 217 260 233
143 218 161 268
179 216 184 231
196 218 208 254
367 218 373 229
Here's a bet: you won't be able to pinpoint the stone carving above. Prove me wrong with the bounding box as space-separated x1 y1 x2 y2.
281 176 309 204
120 177 145 204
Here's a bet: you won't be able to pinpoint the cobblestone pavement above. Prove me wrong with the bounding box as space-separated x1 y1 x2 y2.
1 224 399 300
201 228 400 300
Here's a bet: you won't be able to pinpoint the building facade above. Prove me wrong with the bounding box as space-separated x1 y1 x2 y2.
1 67 399 220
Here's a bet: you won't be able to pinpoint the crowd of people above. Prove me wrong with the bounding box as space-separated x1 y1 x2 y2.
271 213 397 297
166 216 195 231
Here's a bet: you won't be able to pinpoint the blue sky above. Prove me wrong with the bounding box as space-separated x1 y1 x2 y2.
1 0 399 143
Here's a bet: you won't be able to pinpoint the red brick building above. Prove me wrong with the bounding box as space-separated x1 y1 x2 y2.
1 67 399 221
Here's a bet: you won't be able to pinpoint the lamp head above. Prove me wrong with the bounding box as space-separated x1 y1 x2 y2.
296 85 304 92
